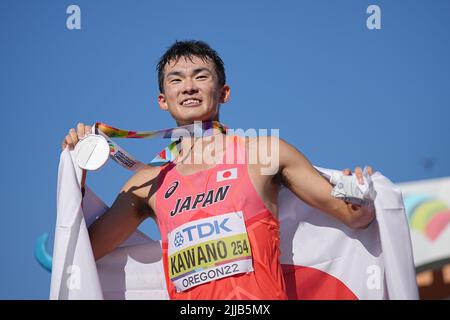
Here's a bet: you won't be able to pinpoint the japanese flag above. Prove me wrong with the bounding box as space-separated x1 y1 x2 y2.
51 149 418 300
216 168 237 182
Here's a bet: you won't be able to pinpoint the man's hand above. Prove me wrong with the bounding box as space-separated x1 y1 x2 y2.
342 166 374 184
61 122 92 151
61 122 93 190
341 166 376 229
278 137 377 229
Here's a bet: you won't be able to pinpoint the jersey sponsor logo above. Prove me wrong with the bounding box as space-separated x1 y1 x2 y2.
175 217 232 246
165 181 179 199
170 185 231 217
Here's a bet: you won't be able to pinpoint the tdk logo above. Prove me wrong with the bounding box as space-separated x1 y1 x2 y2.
181 218 232 242
174 232 184 247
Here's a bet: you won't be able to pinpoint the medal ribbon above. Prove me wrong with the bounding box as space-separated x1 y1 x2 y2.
94 121 228 171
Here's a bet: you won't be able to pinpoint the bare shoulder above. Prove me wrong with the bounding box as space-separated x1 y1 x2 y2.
120 164 162 201
242 135 282 155
239 135 283 177
243 134 311 174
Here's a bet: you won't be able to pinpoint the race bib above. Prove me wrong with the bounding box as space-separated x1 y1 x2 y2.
167 211 254 292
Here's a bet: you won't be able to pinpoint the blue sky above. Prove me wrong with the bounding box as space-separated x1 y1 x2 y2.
0 0 449 299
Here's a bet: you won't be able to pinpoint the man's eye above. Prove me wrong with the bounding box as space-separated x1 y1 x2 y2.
170 79 181 83
196 75 208 80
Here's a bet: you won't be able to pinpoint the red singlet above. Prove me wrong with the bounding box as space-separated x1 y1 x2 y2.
154 135 287 300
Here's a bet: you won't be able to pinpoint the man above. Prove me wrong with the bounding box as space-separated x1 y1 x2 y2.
61 40 375 299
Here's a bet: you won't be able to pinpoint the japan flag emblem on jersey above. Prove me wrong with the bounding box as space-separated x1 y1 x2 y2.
216 168 237 182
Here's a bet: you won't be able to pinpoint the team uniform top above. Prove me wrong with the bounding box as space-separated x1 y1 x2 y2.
154 135 287 300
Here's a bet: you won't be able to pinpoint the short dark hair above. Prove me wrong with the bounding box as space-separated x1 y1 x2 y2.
156 40 226 93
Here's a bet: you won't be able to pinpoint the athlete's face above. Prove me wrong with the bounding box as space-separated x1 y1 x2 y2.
158 56 230 126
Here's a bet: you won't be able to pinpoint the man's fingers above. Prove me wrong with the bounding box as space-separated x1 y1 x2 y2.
77 123 86 139
61 138 67 151
365 166 374 176
69 128 78 146
65 134 74 150
85 125 92 136
343 165 374 184
354 166 363 184
62 123 89 151
345 201 361 211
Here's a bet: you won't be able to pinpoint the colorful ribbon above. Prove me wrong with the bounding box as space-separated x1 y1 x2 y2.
94 121 228 170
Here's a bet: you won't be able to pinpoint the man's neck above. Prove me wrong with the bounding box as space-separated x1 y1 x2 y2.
177 130 227 166
172 115 226 164
175 114 220 127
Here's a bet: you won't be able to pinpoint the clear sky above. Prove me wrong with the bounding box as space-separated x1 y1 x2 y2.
1 0 449 299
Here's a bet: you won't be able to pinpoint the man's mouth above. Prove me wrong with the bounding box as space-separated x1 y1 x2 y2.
180 98 202 107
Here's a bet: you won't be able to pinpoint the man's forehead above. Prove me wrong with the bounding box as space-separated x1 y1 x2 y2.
164 56 214 72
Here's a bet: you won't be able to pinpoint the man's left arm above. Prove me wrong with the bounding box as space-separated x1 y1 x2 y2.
277 137 375 229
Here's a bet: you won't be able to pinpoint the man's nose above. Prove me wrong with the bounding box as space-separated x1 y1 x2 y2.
182 78 198 94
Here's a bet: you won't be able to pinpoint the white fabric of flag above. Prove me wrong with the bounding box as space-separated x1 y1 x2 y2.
50 149 418 300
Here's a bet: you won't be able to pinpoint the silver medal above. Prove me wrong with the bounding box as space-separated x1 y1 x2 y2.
74 134 110 171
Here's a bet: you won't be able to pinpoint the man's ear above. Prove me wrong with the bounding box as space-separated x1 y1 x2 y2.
220 85 231 104
158 93 169 111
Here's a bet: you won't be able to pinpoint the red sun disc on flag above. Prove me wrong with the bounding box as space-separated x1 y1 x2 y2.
223 171 232 178
282 265 358 300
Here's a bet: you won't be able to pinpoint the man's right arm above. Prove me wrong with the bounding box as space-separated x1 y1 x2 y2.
88 166 159 261
62 122 159 261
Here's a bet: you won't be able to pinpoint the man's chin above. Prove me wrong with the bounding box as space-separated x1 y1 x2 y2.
175 117 211 126
172 111 218 125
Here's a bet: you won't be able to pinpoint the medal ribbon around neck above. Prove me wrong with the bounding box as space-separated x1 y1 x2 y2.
94 121 228 171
